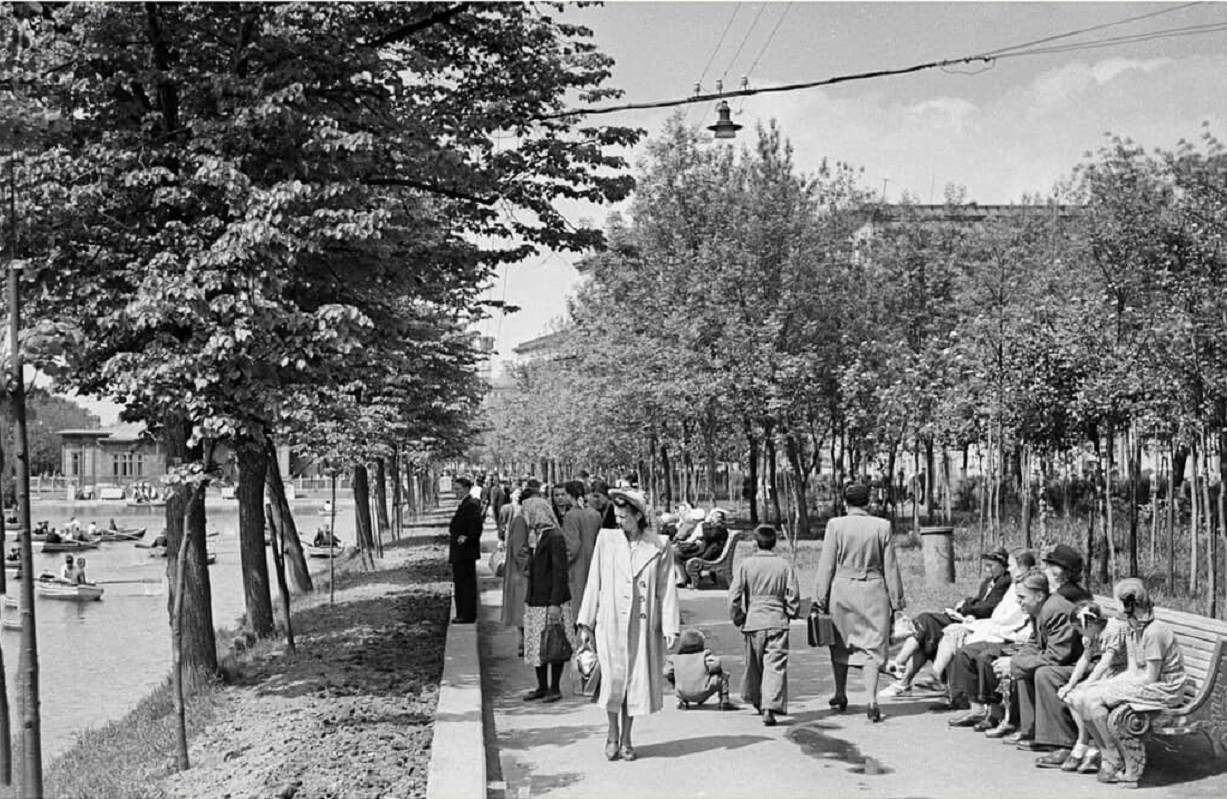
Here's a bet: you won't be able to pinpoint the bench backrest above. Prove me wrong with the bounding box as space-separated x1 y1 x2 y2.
1094 594 1227 704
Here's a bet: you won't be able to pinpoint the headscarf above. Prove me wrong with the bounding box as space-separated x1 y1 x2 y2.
521 495 557 533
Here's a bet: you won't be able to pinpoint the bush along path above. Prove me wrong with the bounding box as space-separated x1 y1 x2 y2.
158 530 452 799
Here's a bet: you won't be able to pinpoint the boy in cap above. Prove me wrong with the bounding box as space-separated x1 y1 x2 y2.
664 628 734 711
729 524 799 725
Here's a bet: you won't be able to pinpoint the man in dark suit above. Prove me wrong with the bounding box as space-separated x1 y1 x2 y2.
449 474 484 623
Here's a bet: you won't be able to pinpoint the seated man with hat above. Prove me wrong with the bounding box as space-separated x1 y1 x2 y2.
882 545 1014 698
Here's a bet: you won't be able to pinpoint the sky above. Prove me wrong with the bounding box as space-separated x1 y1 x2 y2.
77 1 1227 424
479 0 1227 377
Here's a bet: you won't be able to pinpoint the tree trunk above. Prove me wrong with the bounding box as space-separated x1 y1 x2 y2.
1216 428 1227 620
1190 443 1200 595
162 418 218 676
1020 444 1032 548
745 423 759 525
660 442 673 511
1105 431 1117 583
1199 433 1214 618
262 438 313 593
783 434 812 539
765 431 781 526
390 445 402 540
171 489 193 772
1085 501 1096 589
941 445 953 524
924 436 935 513
353 464 376 568
265 503 296 652
1127 425 1139 577
373 458 390 557
704 409 718 504
1167 446 1176 591
236 442 274 638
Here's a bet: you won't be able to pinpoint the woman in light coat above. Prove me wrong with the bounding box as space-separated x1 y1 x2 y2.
577 488 679 762
500 488 528 655
811 482 905 723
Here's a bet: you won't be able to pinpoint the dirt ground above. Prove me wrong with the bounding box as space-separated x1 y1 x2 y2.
159 531 451 799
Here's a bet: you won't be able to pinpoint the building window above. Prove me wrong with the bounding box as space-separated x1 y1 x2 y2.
70 452 81 477
111 452 138 478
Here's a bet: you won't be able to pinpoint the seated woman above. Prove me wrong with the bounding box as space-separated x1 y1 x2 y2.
673 508 728 587
1067 578 1188 787
1045 602 1128 772
881 545 1012 698
924 548 1036 702
73 557 89 585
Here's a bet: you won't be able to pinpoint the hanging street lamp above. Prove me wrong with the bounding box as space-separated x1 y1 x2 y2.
707 100 742 140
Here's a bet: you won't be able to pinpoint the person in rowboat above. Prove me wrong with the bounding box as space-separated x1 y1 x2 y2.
74 557 89 585
108 518 119 532
87 521 99 538
59 554 77 583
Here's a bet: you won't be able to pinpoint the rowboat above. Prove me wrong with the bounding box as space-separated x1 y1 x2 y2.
301 541 344 558
96 527 146 542
35 579 104 602
40 540 101 553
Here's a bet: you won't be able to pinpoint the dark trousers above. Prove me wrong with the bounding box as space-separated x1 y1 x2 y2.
1031 665 1077 746
948 641 1009 705
913 611 957 660
451 560 478 621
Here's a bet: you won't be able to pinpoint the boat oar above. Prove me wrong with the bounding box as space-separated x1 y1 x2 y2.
96 578 163 585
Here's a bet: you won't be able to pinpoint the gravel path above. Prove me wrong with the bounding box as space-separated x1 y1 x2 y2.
160 529 451 799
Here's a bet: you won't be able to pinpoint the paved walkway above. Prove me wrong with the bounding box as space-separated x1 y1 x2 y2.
480 583 1227 799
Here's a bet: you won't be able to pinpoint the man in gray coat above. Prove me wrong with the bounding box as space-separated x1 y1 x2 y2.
729 525 801 726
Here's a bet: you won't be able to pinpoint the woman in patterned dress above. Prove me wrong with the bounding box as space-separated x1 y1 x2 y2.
1072 578 1188 786
1052 601 1129 771
520 492 577 701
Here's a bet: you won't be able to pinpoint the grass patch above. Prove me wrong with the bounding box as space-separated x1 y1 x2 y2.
0 675 222 799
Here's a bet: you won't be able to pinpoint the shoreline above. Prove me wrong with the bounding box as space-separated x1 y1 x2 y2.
2 515 451 799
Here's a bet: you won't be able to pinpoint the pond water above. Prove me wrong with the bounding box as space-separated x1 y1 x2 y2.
1 497 357 759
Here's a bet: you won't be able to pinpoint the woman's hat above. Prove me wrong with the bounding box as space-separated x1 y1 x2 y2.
705 508 727 523
1042 544 1083 576
608 488 648 517
981 546 1010 566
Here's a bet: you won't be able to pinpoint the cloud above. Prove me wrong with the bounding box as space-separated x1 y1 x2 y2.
908 97 978 135
1090 57 1174 85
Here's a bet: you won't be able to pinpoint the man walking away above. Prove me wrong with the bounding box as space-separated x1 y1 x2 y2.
449 474 483 623
729 525 800 726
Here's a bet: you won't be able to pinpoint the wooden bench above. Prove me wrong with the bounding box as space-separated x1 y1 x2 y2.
685 530 745 589
1093 595 1227 772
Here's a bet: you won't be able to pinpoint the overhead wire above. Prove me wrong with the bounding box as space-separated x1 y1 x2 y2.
735 3 793 112
537 7 1227 121
720 2 768 84
687 5 740 124
977 1 1206 57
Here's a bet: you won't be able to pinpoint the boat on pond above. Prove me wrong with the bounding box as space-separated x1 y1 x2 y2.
35 578 104 602
301 540 344 558
96 527 146 542
40 540 101 553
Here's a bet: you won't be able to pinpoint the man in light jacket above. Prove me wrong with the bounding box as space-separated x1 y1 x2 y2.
729 524 800 726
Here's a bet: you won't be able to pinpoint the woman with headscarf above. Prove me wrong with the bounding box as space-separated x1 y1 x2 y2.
577 489 680 762
522 488 577 703
811 483 905 723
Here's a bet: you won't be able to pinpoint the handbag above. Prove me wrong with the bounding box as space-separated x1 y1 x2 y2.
540 621 574 664
573 640 601 697
807 612 837 647
488 541 505 578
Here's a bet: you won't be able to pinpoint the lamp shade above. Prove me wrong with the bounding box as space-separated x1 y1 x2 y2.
707 100 742 140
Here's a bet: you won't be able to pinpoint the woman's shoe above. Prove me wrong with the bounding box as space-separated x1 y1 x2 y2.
984 719 1016 739
947 711 984 728
619 744 637 762
522 688 548 701
828 695 848 712
879 681 911 699
972 716 998 733
1097 762 1124 784
866 704 883 723
1059 751 1085 772
604 739 620 761
1076 751 1101 774
763 710 778 727
542 690 562 703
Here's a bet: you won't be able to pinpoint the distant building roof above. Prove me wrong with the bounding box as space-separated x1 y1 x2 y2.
512 330 570 357
57 422 149 443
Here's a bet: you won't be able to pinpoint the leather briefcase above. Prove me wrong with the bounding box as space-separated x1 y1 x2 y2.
807 612 837 647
